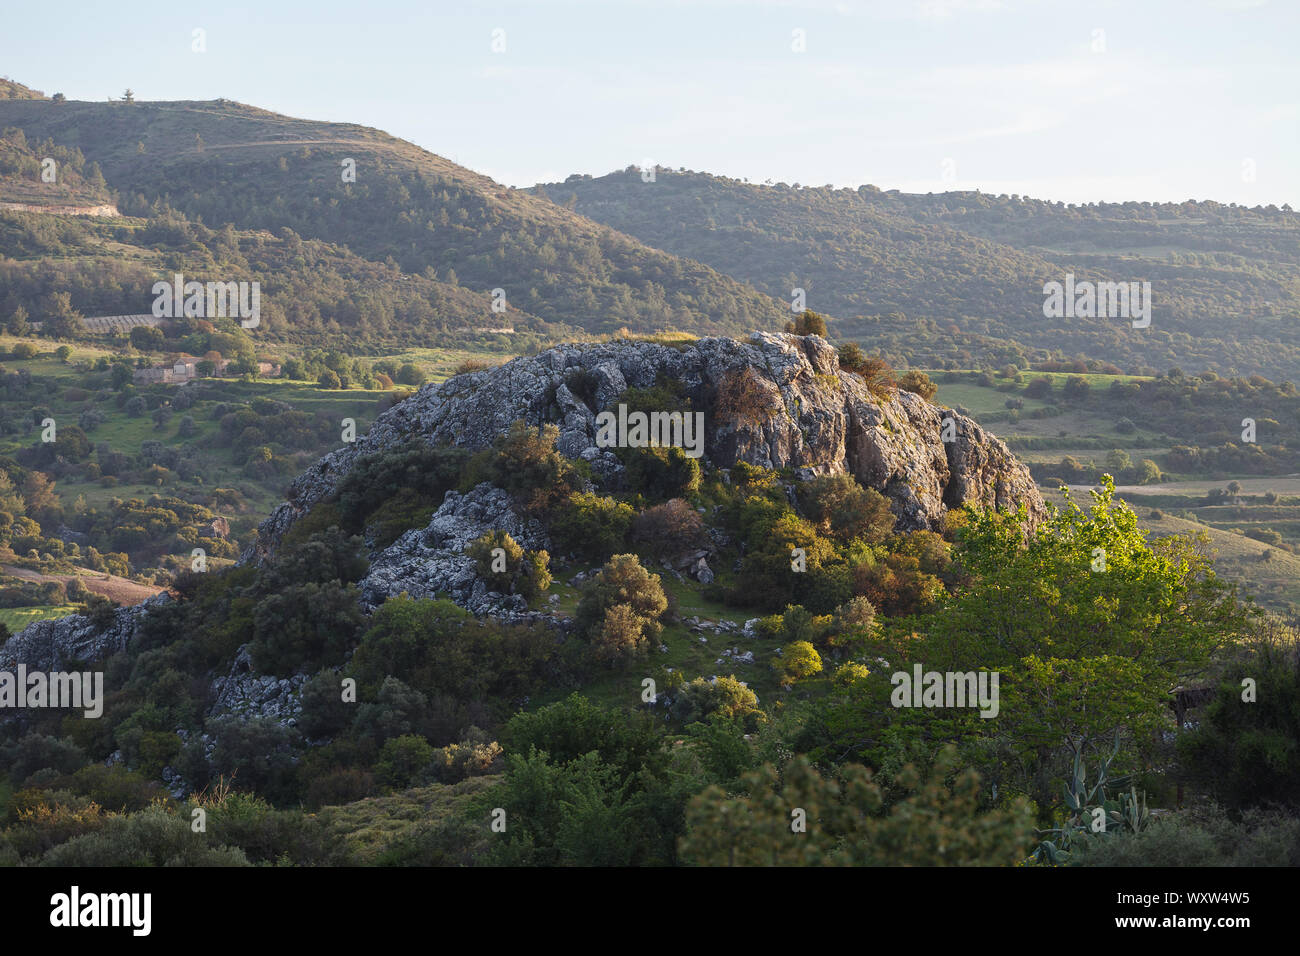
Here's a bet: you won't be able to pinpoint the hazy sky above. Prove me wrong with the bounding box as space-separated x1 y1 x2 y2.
3 0 1296 206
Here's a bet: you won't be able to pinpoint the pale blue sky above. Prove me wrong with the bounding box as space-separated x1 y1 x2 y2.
3 0 1296 206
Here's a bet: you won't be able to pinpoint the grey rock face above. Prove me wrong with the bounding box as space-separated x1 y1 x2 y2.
253 331 1044 559
209 645 307 722
358 482 554 624
0 593 167 671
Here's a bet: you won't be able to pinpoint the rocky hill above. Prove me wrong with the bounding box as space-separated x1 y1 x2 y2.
1 331 1042 692
255 331 1044 559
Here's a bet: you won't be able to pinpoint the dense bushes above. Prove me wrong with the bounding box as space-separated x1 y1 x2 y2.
467 421 586 516
349 596 562 718
333 441 469 544
797 474 894 543
632 498 706 557
674 676 763 729
549 492 633 560
1177 627 1300 811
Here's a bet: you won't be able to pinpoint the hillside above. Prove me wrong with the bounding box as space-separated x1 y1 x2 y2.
539 168 1300 377
0 125 115 211
0 197 562 347
0 79 43 101
0 96 786 338
0 329 1269 869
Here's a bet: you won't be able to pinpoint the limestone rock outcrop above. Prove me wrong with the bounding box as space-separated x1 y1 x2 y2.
252 331 1044 559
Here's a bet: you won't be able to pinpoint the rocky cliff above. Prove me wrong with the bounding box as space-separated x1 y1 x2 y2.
253 331 1044 559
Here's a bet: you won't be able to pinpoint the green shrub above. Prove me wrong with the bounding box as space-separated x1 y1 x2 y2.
40 805 250 866
431 728 504 783
376 735 436 789
674 676 763 730
249 580 365 674
550 492 634 561
798 474 895 543
775 640 823 684
621 446 701 501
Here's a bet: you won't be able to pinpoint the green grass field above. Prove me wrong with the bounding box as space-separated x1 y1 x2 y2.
0 604 81 632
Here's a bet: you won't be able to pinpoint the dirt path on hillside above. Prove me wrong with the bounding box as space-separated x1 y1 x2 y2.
2 566 163 606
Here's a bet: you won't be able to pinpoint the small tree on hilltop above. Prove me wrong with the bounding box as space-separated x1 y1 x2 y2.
897 370 937 400
785 309 828 337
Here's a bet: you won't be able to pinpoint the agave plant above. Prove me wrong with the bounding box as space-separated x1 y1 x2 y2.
1027 733 1151 865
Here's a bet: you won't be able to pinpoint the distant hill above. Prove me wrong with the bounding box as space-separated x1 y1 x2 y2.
539 168 1300 378
0 202 557 347
0 97 786 338
0 78 44 101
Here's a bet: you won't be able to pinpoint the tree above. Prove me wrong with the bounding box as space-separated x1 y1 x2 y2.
468 530 525 592
478 421 582 516
912 477 1254 805
786 309 828 337
1063 376 1091 402
502 694 664 775
396 363 427 387
122 89 135 103
1137 459 1162 485
551 492 634 560
897 370 937 400
317 369 342 389
840 351 895 398
1024 377 1053 399
110 363 133 389
838 342 869 375
592 603 651 665
249 581 365 674
622 445 701 500
632 498 705 557
675 675 762 727
6 305 29 336
575 554 668 666
129 325 165 352
376 735 434 789
1177 624 1300 810
466 530 549 599
1104 449 1132 476
41 292 84 339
